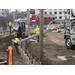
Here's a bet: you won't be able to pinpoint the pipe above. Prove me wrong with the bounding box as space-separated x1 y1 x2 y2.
21 30 49 43
21 33 39 42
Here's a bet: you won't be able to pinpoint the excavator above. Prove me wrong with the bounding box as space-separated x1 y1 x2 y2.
64 9 75 49
13 21 26 38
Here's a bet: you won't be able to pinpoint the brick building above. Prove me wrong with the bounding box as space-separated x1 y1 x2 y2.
30 9 36 26
30 9 56 26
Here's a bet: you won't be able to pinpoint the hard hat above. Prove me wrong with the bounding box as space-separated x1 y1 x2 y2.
36 26 39 28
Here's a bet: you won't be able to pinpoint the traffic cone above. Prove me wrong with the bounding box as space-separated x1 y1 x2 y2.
57 29 61 32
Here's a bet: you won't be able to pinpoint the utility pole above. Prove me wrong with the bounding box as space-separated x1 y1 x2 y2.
27 9 30 36
15 9 17 19
39 9 44 61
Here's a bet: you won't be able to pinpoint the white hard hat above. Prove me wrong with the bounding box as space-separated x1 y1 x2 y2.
36 26 39 28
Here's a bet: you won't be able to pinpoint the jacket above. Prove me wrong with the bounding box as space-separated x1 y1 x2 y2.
34 27 40 34
14 38 20 44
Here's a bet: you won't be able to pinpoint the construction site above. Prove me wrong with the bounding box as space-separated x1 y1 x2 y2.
1 9 75 65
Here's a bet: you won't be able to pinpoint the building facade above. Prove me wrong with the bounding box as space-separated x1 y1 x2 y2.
30 9 70 26
35 9 69 20
30 9 56 26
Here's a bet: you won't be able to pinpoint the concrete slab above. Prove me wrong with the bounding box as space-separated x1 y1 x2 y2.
57 56 67 60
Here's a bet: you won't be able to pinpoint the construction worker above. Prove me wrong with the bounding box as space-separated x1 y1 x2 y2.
34 26 40 42
14 38 20 53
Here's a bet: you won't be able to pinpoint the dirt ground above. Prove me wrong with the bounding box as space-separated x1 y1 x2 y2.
1 28 75 65
27 31 75 65
0 35 25 65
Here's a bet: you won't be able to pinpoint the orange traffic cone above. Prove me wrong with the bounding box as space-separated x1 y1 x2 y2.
57 29 61 32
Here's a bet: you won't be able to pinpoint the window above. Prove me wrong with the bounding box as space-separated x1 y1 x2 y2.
50 12 52 14
32 11 33 13
37 17 38 20
65 12 67 14
59 12 62 14
59 16 62 19
45 17 46 19
45 12 47 14
49 17 51 20
53 18 54 20
54 12 57 14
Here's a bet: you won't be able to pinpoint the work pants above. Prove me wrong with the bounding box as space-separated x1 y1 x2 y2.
37 36 39 42
14 42 18 52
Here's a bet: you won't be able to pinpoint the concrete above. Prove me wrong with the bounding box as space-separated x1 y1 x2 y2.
57 56 67 60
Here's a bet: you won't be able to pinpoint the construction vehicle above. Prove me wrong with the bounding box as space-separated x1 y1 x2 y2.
13 21 26 37
64 9 75 49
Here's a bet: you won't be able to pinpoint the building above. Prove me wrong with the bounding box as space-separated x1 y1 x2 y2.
30 9 70 26
35 9 69 20
30 9 56 26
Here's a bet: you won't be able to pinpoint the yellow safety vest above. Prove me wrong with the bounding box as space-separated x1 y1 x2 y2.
14 38 20 44
34 27 40 34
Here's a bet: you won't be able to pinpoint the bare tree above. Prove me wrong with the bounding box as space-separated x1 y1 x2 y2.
5 13 14 23
0 10 14 29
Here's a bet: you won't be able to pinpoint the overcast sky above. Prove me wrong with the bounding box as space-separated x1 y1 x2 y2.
10 9 27 11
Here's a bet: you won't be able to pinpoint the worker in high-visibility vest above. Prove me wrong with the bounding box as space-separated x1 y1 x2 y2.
34 26 40 42
14 38 20 53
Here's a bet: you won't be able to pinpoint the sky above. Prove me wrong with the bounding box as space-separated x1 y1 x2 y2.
10 9 27 11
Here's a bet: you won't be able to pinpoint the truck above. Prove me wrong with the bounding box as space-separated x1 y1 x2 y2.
64 9 75 49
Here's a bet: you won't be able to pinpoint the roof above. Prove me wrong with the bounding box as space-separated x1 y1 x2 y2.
30 9 35 11
55 19 64 21
36 14 56 17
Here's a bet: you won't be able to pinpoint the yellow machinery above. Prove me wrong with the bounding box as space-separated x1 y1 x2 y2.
13 21 26 37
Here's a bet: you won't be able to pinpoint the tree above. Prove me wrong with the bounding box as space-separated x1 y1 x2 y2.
0 10 14 29
5 13 14 23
